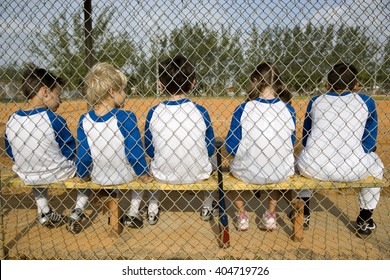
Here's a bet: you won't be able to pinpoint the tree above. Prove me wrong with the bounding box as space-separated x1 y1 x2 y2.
378 37 390 89
29 7 138 90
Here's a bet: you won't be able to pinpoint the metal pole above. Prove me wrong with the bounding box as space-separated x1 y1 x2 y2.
84 0 94 71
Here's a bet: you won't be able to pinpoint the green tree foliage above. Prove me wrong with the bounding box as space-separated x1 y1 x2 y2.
29 7 137 90
24 9 388 96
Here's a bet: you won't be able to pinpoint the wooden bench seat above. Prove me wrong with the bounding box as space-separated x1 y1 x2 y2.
2 172 384 191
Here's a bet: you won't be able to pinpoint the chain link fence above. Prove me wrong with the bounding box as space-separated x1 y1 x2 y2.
0 0 389 260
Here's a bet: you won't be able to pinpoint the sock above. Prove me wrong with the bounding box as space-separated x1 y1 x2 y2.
74 192 90 211
203 191 215 209
33 188 50 215
148 191 160 215
357 208 373 224
128 190 144 216
302 197 310 216
35 197 50 215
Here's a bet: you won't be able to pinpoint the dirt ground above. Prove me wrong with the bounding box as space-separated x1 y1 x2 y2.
1 97 389 260
1 187 390 260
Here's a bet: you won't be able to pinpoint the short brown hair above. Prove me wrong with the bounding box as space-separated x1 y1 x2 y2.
327 63 358 91
21 64 64 99
158 55 196 94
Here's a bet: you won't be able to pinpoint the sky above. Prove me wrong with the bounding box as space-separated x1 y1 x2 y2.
0 0 389 67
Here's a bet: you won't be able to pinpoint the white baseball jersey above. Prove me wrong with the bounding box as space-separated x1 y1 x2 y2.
144 98 215 184
5 108 76 185
225 97 296 184
76 108 149 185
297 92 383 181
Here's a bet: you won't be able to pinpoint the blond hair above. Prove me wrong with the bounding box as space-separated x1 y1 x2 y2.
84 62 127 105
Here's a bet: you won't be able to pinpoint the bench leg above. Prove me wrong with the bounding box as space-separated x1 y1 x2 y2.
106 197 123 236
292 198 304 242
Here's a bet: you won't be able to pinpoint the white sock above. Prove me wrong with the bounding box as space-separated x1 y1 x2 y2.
128 190 144 216
74 192 89 211
203 190 215 209
148 191 160 215
35 197 50 215
33 188 50 214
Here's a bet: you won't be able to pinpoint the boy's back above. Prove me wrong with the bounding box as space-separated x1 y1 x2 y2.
6 108 75 184
297 72 383 182
145 98 214 183
145 55 215 184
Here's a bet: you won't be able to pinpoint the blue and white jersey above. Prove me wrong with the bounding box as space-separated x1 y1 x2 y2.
226 98 296 184
76 108 149 185
5 108 76 185
297 92 384 181
144 98 215 184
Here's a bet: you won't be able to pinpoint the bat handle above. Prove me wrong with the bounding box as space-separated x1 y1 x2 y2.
216 141 230 248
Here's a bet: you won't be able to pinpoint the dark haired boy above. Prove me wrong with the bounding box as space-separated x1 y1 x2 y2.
296 63 384 237
143 55 217 223
5 64 76 227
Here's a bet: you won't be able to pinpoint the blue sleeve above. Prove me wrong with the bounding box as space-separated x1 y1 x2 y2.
302 97 316 147
47 111 76 160
286 103 297 145
225 103 246 156
359 94 378 153
117 110 149 176
4 132 14 161
144 107 157 159
195 104 216 157
76 115 93 178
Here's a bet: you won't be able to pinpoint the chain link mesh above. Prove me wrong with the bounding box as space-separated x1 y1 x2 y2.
0 0 389 260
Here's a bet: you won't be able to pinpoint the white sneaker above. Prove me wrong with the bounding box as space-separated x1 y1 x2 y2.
259 211 277 231
66 208 85 234
236 211 249 231
147 208 160 226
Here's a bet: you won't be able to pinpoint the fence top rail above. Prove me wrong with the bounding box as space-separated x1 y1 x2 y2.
1 173 386 191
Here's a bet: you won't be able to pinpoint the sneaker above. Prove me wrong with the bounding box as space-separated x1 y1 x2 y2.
66 208 85 234
200 207 213 221
356 219 377 237
37 209 63 228
259 211 277 231
289 210 310 229
200 201 218 221
236 211 249 231
123 214 144 228
147 208 160 226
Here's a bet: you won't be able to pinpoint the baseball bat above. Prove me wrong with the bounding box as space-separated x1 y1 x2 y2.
215 141 230 248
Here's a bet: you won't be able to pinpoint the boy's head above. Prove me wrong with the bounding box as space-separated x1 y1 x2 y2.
158 55 196 95
21 64 65 111
327 63 358 91
84 62 127 105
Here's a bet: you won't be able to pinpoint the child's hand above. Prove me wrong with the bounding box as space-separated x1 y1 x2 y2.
139 173 154 184
75 177 90 183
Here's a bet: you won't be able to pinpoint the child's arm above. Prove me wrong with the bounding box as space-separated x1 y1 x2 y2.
76 115 93 180
225 104 245 156
359 94 378 153
4 132 14 161
117 110 149 176
286 104 297 145
195 104 216 157
47 111 76 160
301 98 316 147
144 108 156 159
